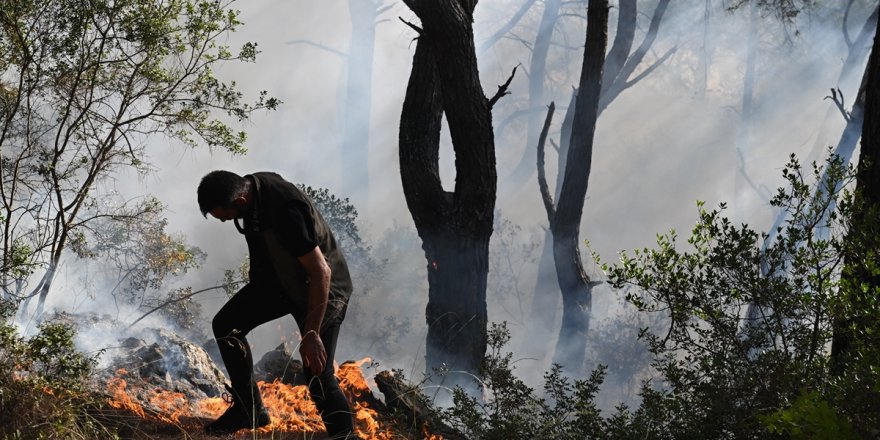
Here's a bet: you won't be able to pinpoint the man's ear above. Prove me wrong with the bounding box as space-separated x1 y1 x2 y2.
232 194 248 207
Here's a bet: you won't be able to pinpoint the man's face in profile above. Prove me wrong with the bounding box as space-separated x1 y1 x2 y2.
209 206 239 222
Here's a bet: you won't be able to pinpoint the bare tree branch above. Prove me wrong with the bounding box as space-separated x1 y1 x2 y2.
825 87 852 122
537 102 557 224
126 283 242 329
623 45 677 88
399 17 423 35
286 39 347 58
477 0 538 54
488 65 519 109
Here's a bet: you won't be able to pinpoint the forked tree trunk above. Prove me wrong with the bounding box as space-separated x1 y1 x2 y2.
528 1 670 356
399 0 505 386
537 0 609 372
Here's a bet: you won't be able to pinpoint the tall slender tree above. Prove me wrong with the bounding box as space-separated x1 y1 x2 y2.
507 0 672 195
341 0 394 203
744 3 879 332
536 0 609 372
528 0 672 362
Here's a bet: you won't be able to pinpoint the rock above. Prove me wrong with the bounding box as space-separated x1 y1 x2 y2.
254 343 307 386
200 338 226 376
109 328 227 399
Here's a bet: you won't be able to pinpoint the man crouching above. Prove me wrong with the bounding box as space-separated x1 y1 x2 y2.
197 170 354 438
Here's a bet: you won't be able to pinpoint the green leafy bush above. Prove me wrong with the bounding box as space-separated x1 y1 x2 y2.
413 154 879 439
604 153 880 438
0 300 117 439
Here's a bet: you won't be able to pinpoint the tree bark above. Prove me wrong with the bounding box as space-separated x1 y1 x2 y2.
831 17 880 375
536 0 608 373
399 0 499 386
528 2 670 347
599 0 637 108
524 92 575 355
597 0 672 113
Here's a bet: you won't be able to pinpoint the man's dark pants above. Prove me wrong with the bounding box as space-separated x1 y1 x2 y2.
212 280 354 438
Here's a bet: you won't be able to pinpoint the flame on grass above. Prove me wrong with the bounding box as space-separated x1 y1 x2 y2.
106 359 435 439
106 369 145 418
337 358 392 440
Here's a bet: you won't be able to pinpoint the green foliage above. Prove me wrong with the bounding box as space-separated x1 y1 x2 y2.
0 300 117 438
410 153 879 439
300 184 365 252
603 153 879 437
761 390 859 440
727 0 815 21
0 0 276 306
440 322 613 440
222 258 251 297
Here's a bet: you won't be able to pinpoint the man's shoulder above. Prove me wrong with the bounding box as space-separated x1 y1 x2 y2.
250 171 286 183
251 172 307 205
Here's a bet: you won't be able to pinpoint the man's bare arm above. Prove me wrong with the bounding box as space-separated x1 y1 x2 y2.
298 245 331 374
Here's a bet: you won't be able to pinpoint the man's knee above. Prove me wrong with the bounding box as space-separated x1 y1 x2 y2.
212 310 247 341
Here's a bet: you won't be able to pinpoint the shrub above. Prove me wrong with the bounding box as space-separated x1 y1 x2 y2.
0 300 117 439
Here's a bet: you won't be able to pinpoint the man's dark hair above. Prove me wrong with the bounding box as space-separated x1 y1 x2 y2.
197 170 247 217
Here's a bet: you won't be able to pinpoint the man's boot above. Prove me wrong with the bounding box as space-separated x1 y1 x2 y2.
204 383 271 435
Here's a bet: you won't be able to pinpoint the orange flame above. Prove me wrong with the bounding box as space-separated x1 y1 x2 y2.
105 359 442 439
106 369 145 418
255 380 324 433
423 423 444 440
148 389 188 424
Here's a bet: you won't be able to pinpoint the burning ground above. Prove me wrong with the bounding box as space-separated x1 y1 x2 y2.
52 314 449 439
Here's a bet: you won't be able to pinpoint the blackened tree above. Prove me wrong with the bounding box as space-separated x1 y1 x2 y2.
536 0 609 372
527 0 673 358
399 0 514 384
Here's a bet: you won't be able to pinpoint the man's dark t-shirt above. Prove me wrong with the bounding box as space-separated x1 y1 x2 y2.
235 172 353 327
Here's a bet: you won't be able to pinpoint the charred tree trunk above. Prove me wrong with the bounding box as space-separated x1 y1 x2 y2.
508 0 671 198
341 0 379 202
831 21 880 375
537 0 608 373
524 91 575 354
424 233 491 379
527 1 671 346
399 0 506 386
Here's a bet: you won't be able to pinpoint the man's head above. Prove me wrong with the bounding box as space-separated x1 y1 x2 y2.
197 170 250 221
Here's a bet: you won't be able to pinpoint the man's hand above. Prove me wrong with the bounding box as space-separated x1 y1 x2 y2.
300 330 327 375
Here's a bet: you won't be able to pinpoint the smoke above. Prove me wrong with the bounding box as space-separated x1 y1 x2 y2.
28 0 876 410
